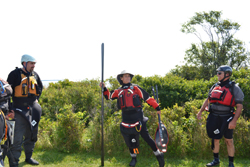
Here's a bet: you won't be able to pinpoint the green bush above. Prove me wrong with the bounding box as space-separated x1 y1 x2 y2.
40 79 100 121
36 116 56 150
55 104 87 153
37 69 250 158
37 104 88 153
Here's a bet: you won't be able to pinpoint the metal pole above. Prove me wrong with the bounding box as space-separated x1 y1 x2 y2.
151 86 155 100
156 85 159 103
156 85 163 139
101 43 104 166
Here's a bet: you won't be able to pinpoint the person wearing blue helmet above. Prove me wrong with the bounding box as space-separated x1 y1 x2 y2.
21 54 37 75
6 54 43 167
197 65 244 167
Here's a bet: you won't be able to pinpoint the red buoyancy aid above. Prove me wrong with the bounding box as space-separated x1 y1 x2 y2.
117 86 142 110
209 84 235 107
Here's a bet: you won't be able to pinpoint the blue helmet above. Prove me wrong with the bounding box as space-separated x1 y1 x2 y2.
21 54 36 65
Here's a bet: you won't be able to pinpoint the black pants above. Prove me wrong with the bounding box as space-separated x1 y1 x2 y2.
206 113 234 139
8 102 42 166
125 120 157 154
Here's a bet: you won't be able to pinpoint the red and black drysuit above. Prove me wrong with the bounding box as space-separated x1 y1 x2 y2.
103 83 160 154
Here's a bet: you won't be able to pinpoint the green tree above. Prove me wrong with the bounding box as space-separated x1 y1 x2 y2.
176 11 249 80
170 65 199 80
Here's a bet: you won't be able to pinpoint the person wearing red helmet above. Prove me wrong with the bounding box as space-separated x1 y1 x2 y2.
197 65 244 167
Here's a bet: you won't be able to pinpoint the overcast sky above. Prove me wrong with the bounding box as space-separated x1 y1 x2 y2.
1 0 249 82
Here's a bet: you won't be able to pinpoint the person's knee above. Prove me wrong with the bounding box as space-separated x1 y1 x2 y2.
225 138 234 147
140 128 150 139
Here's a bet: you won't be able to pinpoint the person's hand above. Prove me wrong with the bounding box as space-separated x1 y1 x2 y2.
6 110 15 120
228 120 237 129
157 110 161 115
99 82 105 88
197 111 202 120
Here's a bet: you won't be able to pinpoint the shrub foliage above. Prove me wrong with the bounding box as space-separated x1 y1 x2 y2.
37 69 250 158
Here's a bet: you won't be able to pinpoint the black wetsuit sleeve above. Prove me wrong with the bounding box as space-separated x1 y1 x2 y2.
7 69 20 93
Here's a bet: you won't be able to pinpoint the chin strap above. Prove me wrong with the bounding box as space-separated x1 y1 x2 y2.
23 62 30 76
219 74 230 82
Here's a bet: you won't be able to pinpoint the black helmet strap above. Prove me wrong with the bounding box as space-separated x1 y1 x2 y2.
219 72 230 82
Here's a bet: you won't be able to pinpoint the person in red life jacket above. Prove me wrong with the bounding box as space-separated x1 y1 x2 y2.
99 70 165 167
197 65 244 167
6 54 43 167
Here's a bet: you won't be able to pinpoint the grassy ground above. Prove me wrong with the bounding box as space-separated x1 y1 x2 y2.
4 150 250 167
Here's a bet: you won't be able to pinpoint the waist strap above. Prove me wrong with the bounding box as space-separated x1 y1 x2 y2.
13 101 35 107
211 112 234 117
121 121 140 128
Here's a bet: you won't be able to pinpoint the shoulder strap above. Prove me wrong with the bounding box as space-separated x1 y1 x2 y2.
31 71 38 81
130 83 139 89
229 81 235 106
31 71 35 76
131 83 138 87
209 83 218 94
